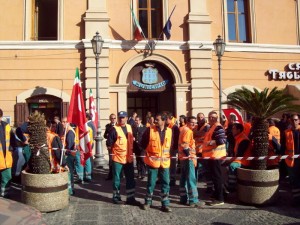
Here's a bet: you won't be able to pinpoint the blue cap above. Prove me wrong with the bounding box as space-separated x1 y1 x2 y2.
118 111 128 118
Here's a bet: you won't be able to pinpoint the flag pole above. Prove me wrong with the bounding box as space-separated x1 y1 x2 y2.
59 123 68 172
152 5 176 50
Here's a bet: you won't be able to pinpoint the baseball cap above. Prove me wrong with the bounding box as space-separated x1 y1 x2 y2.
118 111 128 118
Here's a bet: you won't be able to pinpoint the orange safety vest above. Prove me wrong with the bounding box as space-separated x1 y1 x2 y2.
112 124 134 164
47 130 60 173
168 121 175 129
144 126 172 168
267 126 280 167
201 123 226 158
178 126 196 166
193 123 208 154
243 122 251 137
284 128 300 167
269 126 280 143
233 132 252 167
0 123 12 170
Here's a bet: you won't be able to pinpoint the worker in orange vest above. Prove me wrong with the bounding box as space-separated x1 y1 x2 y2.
61 117 76 195
0 108 12 198
281 113 300 206
243 116 252 137
226 123 252 191
201 111 227 206
267 119 281 168
141 112 173 213
178 116 203 207
106 111 140 206
166 112 179 187
46 120 67 173
194 112 211 190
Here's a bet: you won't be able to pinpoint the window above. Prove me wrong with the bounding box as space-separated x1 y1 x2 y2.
137 0 163 39
227 0 250 43
32 0 58 40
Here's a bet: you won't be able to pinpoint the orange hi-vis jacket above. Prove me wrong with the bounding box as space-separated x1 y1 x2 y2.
284 128 300 167
243 122 251 137
144 126 172 168
269 126 280 142
201 123 226 158
0 123 12 170
168 121 175 129
233 132 252 167
47 130 60 173
112 124 134 164
268 126 280 167
193 123 208 154
178 126 197 166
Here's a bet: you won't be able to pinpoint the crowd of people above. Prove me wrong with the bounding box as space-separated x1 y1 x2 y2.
103 110 300 212
0 108 299 212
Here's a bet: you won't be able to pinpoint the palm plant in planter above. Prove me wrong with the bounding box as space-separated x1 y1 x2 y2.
27 111 51 174
21 111 69 212
223 86 300 204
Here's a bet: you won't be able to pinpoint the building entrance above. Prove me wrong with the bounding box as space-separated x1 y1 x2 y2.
27 94 62 122
126 61 174 124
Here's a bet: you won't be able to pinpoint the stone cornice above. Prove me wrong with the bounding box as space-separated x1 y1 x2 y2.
1 40 300 54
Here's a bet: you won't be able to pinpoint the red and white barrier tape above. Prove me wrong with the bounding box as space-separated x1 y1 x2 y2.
107 154 300 161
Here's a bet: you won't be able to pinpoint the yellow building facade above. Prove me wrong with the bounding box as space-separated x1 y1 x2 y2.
0 0 300 128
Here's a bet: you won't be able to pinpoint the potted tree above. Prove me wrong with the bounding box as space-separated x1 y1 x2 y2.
224 87 300 205
21 111 69 212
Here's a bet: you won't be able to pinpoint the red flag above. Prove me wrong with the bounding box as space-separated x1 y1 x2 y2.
130 5 143 41
222 108 244 124
89 89 98 128
67 68 92 165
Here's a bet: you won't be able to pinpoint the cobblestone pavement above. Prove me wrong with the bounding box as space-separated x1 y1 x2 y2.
8 167 300 225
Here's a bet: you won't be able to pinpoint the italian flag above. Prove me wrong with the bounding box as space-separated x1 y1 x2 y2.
131 5 143 41
67 68 92 165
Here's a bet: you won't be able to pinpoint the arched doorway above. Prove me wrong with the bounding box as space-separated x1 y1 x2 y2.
126 61 175 122
27 94 63 122
15 87 70 126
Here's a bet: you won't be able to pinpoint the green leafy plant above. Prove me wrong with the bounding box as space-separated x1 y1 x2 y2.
223 86 300 170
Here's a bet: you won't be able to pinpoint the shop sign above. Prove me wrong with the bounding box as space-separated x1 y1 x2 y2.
132 65 169 89
268 63 300 80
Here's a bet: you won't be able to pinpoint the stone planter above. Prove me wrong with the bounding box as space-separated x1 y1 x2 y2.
237 167 279 205
21 170 69 212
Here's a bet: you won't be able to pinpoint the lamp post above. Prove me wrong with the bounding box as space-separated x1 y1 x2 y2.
91 31 105 167
213 35 226 118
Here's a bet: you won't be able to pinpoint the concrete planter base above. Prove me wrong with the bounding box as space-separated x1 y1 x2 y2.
237 167 279 205
21 170 69 212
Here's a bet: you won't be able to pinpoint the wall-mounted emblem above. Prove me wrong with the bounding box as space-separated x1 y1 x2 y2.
142 64 158 84
132 63 169 90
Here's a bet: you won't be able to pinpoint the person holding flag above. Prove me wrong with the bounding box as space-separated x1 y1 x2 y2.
66 68 93 192
61 117 76 195
67 68 92 166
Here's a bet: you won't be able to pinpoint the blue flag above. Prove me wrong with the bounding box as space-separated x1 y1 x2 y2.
162 6 176 40
163 19 172 40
